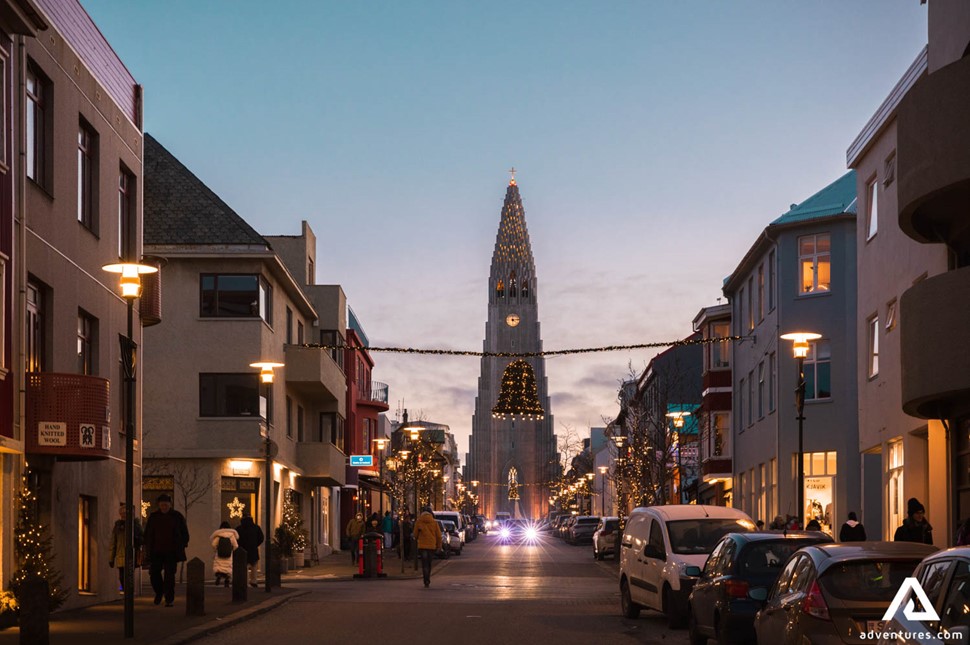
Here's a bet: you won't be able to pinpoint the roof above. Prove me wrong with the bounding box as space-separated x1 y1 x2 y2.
144 134 268 248
770 171 858 226
805 541 938 566
631 505 752 522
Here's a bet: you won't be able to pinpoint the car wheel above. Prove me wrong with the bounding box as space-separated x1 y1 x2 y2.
688 606 707 645
664 586 687 629
620 579 641 619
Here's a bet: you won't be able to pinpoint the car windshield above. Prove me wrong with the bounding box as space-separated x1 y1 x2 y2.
820 559 923 602
442 521 457 531
666 519 755 555
577 518 599 525
604 520 619 531
739 540 820 577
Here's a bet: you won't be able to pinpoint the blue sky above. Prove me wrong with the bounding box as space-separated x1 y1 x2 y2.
82 1 928 458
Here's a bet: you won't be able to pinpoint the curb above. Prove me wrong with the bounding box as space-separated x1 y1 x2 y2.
152 589 311 645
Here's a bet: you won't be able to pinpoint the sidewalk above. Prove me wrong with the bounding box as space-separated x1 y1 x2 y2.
0 551 444 644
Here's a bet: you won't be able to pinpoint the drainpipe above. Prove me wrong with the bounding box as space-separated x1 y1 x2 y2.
15 35 27 462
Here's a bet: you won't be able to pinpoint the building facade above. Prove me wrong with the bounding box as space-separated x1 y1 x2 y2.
725 172 860 533
692 303 733 507
467 177 555 520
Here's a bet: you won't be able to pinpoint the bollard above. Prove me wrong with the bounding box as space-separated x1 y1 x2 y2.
185 557 205 616
18 577 49 645
267 553 281 589
231 548 248 602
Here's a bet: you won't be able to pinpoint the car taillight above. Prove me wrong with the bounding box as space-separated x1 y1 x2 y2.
801 581 830 620
725 579 749 599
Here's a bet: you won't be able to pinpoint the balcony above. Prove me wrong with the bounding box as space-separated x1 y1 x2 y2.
357 381 389 411
284 345 346 409
898 54 970 247
296 440 346 486
25 373 111 460
900 266 970 419
702 457 732 482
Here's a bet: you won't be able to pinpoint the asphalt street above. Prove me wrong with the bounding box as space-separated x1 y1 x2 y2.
196 531 691 645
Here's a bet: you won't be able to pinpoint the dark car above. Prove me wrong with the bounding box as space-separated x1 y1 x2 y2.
567 516 601 545
688 531 833 645
753 541 937 645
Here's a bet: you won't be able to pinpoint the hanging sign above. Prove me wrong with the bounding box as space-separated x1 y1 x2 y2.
38 422 67 446
350 455 374 467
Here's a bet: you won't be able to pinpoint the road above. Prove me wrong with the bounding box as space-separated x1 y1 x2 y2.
197 531 690 645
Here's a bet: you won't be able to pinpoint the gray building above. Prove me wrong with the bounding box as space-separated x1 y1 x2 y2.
724 172 859 533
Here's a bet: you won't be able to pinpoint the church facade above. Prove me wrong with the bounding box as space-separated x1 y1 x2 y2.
466 176 556 520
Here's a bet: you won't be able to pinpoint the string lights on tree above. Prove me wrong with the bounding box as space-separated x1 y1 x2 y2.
492 360 545 420
9 468 68 611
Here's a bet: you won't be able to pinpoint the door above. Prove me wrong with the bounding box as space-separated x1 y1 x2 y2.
757 554 803 642
691 537 729 634
641 516 667 610
622 514 649 605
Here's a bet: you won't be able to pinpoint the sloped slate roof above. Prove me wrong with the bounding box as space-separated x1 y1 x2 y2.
771 170 857 226
144 133 268 247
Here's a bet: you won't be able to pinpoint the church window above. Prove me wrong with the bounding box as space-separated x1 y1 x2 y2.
496 279 504 299
521 278 529 299
509 272 518 298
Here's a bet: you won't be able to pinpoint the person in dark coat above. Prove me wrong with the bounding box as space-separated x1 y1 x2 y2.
894 498 933 545
955 518 970 547
805 519 822 531
235 513 264 588
401 512 413 560
839 512 867 542
143 494 189 607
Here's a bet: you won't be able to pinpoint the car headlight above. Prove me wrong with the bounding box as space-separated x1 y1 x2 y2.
525 527 538 540
500 528 511 539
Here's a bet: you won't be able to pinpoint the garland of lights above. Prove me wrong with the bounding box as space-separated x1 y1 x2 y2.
295 335 743 358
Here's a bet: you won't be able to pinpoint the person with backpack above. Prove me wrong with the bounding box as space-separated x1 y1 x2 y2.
210 521 239 587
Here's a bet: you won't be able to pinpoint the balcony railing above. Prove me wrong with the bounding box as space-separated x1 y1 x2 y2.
359 381 389 405
25 372 112 460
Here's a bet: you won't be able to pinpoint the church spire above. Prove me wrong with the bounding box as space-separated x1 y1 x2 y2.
490 175 535 279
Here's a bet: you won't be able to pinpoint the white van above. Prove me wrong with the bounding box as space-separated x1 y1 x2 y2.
618 505 755 627
433 511 466 544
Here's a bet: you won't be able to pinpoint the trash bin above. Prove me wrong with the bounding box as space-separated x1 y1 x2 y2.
354 531 387 579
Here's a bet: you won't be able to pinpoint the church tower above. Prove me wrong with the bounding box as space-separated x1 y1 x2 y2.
468 173 555 520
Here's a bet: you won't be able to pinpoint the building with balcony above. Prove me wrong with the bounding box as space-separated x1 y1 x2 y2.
724 172 860 533
142 136 348 568
0 0 149 608
692 303 733 507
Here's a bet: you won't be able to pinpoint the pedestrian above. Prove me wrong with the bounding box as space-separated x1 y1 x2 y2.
210 521 239 588
839 512 867 542
402 512 414 560
755 520 765 531
143 494 190 607
346 512 364 564
108 503 143 593
768 515 786 530
955 518 970 546
366 512 381 535
391 512 400 552
805 519 822 531
235 512 264 588
413 505 442 587
894 498 934 545
382 511 394 550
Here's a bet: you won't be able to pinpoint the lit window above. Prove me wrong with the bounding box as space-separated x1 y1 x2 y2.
798 234 831 295
867 316 879 378
866 177 878 241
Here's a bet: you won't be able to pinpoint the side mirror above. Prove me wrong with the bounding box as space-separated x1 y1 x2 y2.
748 587 769 602
685 565 703 577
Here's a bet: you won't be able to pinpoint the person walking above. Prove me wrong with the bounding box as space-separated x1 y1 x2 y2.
839 512 867 542
894 498 934 545
955 518 970 546
235 513 264 588
346 512 364 564
413 506 442 587
108 503 143 593
143 494 189 607
768 515 786 530
210 521 239 588
382 511 393 550
401 512 413 560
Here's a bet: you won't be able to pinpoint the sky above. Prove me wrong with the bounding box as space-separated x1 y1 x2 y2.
82 0 928 460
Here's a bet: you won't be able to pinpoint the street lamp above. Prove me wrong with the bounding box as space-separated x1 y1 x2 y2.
102 261 157 639
373 437 389 516
666 411 691 504
250 360 283 592
585 472 595 514
780 331 821 529
598 465 609 516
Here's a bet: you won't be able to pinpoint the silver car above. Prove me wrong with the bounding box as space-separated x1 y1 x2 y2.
592 516 619 560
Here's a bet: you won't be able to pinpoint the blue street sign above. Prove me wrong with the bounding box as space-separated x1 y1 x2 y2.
350 455 374 467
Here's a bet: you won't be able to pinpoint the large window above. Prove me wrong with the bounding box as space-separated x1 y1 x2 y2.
119 167 135 260
768 352 776 412
26 62 50 188
866 177 878 241
321 413 345 449
77 310 97 375
804 340 831 400
710 321 730 368
739 377 746 430
739 287 746 333
26 281 45 372
867 316 879 378
757 361 765 419
757 264 764 322
768 250 776 311
200 274 272 322
887 440 904 540
78 496 94 592
747 370 754 425
746 277 754 332
199 373 259 417
77 119 97 231
798 233 831 295
321 330 344 368
711 412 727 457
297 405 304 442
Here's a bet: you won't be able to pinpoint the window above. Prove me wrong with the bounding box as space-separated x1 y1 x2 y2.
362 418 370 452
798 234 831 295
888 440 904 540
768 250 776 311
320 330 344 368
321 413 345 448
867 316 879 378
495 279 504 299
26 281 45 372
0 54 7 165
883 153 896 187
866 177 878 240
77 310 97 375
286 396 293 438
119 167 135 260
0 259 5 371
758 362 765 419
804 340 831 400
768 458 777 519
200 274 272 322
747 277 754 332
307 257 314 285
199 373 260 417
757 264 765 322
768 352 776 412
646 519 664 557
509 271 517 298
885 300 897 332
711 412 727 457
285 307 292 343
297 320 304 345
77 119 97 231
78 496 94 592
711 321 730 368
739 377 746 430
940 561 970 629
297 406 304 442
739 286 746 333
758 463 766 524
26 62 50 188
747 370 754 426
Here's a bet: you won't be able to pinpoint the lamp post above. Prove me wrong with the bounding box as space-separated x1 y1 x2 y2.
395 448 409 573
373 438 388 516
598 465 609 516
102 261 157 639
666 411 691 504
585 472 595 515
251 361 283 592
470 480 479 518
780 331 821 529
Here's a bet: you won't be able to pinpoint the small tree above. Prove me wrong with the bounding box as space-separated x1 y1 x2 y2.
275 492 307 556
8 469 68 612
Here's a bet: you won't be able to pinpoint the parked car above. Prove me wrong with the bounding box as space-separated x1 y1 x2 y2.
433 511 467 544
753 541 938 645
494 511 511 528
567 516 601 545
558 515 577 539
474 514 488 535
877 546 970 644
435 520 453 558
439 520 463 556
463 514 477 541
687 531 833 645
497 519 538 544
619 505 756 628
593 517 620 560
